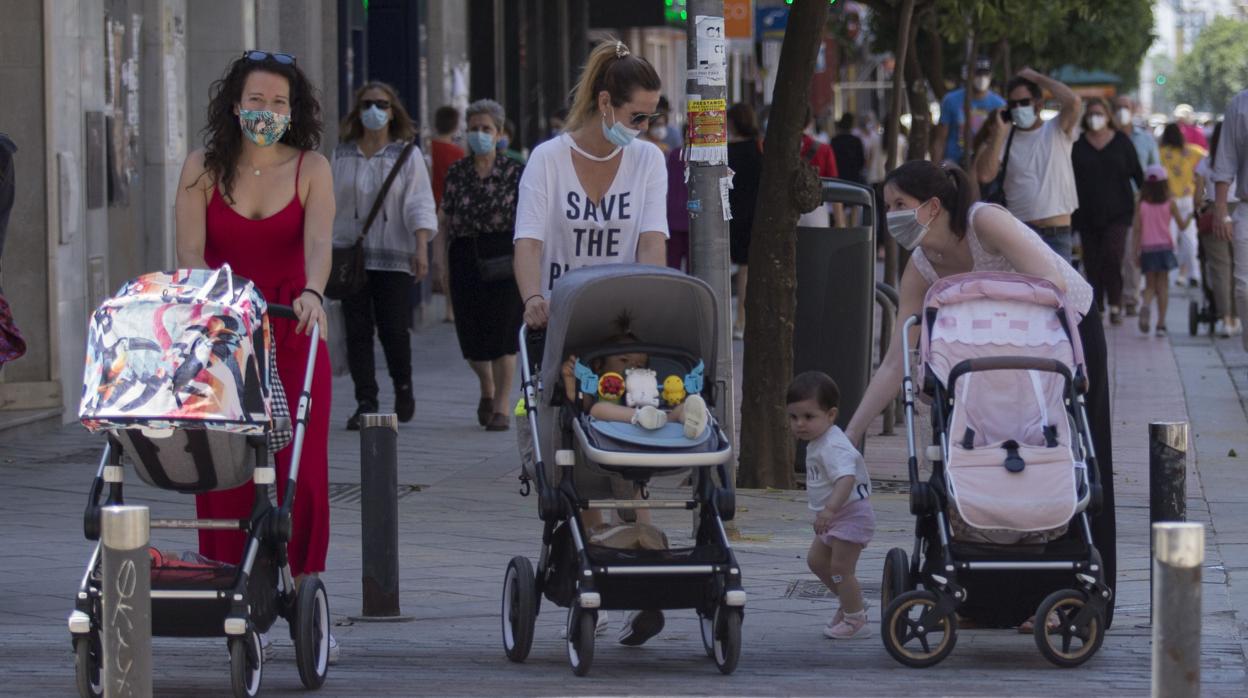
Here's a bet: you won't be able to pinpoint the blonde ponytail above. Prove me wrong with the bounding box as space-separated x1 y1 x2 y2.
565 38 662 132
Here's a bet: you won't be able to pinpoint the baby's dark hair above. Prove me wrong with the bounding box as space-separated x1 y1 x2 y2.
786 371 840 410
589 311 643 371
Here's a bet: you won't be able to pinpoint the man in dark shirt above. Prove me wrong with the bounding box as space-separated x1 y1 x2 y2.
829 112 866 184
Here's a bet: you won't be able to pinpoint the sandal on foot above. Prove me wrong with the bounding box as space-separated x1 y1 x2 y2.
632 405 667 430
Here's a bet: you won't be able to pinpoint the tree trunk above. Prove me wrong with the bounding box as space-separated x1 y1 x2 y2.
904 18 931 161
882 0 916 290
921 24 947 100
738 0 831 490
960 23 978 171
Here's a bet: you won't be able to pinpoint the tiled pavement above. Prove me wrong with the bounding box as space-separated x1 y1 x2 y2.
1 288 1246 696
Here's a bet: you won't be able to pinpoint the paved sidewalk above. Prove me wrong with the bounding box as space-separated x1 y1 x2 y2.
1 293 1246 696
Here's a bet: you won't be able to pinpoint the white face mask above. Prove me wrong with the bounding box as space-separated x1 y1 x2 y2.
973 75 991 92
1117 108 1132 126
1087 114 1108 132
1011 105 1038 129
648 125 668 141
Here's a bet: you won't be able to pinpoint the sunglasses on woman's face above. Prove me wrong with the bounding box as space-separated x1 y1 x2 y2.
1006 97 1033 110
361 99 391 110
243 50 296 65
627 112 664 128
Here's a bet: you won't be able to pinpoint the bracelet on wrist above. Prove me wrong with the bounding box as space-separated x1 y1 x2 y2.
523 294 543 306
299 288 324 305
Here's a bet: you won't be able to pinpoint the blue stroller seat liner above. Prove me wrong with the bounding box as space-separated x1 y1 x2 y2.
585 417 713 450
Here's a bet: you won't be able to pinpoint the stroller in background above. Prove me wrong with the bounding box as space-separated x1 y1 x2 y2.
500 265 745 676
69 266 329 698
880 272 1111 668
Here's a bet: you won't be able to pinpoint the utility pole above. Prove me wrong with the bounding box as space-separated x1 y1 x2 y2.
685 1 735 479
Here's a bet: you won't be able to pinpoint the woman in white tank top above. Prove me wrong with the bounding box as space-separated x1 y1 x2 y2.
844 160 1117 630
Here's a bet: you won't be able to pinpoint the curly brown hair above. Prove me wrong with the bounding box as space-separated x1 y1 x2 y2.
198 53 322 203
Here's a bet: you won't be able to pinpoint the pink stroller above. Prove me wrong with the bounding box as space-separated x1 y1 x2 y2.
880 272 1111 668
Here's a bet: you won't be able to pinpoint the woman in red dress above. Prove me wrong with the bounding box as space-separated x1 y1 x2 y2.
173 51 335 655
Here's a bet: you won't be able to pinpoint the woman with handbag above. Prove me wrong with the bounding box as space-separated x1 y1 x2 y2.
439 99 525 430
330 82 438 430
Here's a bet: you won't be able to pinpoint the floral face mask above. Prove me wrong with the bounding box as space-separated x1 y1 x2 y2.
238 109 291 146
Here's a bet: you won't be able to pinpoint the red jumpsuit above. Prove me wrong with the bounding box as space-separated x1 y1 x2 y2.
196 152 331 576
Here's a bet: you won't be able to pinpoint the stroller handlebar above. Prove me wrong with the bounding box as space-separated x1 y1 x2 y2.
267 304 298 321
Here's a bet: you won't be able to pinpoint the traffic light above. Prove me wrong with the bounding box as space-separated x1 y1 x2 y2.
1156 74 1167 86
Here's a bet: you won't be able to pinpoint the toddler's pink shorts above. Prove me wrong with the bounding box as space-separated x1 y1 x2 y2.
817 498 876 547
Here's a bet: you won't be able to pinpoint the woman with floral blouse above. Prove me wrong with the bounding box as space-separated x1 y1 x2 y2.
439 99 525 430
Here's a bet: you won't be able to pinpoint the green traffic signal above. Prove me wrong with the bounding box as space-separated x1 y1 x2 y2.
1156 75 1167 86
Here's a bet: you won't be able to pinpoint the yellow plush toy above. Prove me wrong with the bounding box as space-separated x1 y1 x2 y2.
662 375 686 406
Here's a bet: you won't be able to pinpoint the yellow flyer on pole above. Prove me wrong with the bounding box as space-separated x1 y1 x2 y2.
687 98 727 165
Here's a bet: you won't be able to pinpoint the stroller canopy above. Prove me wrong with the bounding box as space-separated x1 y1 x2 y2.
80 266 274 434
540 264 719 407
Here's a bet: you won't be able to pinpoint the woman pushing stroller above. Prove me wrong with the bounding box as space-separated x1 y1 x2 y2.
844 160 1117 630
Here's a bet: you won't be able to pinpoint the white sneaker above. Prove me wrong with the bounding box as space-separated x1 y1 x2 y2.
327 632 339 665
618 609 665 646
560 611 610 638
259 631 275 661
1217 320 1232 338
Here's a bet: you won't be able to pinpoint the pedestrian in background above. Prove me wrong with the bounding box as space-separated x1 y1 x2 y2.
513 37 669 646
174 50 337 659
332 81 437 429
656 95 683 152
664 144 689 271
975 68 1082 263
1212 88 1248 351
641 110 671 154
830 112 866 184
799 106 839 228
1174 104 1209 151
1160 123 1206 288
1113 94 1161 318
1133 165 1189 337
727 102 763 340
430 105 465 323
931 56 1006 168
1072 96 1144 325
440 99 525 431
0 131 25 373
1195 121 1240 337
499 118 526 164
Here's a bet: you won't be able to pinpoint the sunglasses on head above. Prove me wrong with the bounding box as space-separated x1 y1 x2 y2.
1006 98 1033 110
243 50 296 65
361 99 392 110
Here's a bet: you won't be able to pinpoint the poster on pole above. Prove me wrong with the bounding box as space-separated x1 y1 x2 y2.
693 15 726 86
687 98 727 165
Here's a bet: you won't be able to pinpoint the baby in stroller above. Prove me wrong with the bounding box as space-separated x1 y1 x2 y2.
559 315 709 440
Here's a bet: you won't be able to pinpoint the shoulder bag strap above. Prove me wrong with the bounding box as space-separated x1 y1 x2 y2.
358 141 416 242
998 126 1016 184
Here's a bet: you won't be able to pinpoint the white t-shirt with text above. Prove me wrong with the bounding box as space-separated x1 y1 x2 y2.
805 425 872 512
1002 117 1080 223
514 134 669 295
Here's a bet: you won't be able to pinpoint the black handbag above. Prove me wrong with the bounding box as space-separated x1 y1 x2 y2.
981 125 1015 207
325 142 415 299
474 234 515 283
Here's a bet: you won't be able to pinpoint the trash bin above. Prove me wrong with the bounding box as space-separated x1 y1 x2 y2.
794 178 876 470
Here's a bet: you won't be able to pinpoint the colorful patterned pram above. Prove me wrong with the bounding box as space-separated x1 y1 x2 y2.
70 265 331 696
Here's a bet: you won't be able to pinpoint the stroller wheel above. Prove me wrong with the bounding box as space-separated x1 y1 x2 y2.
698 610 715 658
881 548 911 610
1033 589 1104 667
566 606 597 677
229 629 264 698
73 633 103 698
1189 300 1200 337
502 556 538 662
293 576 330 689
711 606 743 675
882 591 958 668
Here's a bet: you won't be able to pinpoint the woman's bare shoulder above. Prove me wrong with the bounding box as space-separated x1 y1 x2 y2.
179 149 213 191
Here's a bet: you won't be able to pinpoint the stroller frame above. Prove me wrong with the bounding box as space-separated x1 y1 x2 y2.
880 306 1112 669
68 307 329 698
501 321 746 677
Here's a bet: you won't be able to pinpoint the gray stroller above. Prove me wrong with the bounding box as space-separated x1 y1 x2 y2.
500 264 746 676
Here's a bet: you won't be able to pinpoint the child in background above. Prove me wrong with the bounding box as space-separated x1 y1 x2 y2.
787 371 875 639
1134 164 1192 337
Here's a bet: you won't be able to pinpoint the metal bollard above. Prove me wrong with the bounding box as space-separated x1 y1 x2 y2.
1151 522 1203 698
353 413 411 621
1149 421 1188 615
101 505 151 698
